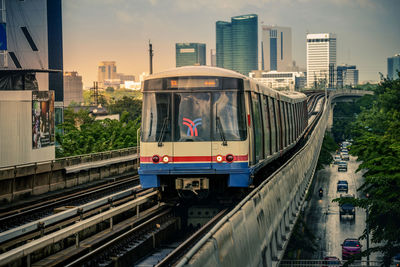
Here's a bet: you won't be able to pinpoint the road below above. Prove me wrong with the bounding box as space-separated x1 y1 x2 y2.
305 154 381 261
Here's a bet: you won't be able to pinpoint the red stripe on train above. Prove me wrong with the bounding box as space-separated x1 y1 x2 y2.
140 155 248 163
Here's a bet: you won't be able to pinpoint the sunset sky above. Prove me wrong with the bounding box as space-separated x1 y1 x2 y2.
63 0 400 87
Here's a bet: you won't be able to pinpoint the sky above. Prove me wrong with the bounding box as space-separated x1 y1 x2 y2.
62 0 400 87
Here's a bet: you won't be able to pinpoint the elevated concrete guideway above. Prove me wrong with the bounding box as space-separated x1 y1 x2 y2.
0 90 373 265
175 89 373 267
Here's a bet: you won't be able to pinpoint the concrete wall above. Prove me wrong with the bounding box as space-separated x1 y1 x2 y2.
177 96 330 267
0 147 138 203
0 91 55 168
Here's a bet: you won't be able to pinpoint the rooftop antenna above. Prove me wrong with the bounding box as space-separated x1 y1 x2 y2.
149 40 153 74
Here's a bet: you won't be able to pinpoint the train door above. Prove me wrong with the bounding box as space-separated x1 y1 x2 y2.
262 95 272 157
268 97 277 154
250 92 264 165
172 92 212 169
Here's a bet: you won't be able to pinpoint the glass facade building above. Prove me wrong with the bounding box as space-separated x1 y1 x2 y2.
388 54 400 80
175 43 206 67
216 14 258 76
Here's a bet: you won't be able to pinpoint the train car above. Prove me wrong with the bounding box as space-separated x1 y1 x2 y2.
139 66 308 198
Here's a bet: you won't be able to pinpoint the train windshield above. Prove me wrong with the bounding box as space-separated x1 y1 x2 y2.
141 93 171 142
142 79 246 142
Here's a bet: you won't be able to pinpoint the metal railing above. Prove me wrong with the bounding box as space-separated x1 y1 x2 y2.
0 146 138 171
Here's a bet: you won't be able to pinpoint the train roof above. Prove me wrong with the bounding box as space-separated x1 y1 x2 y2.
145 66 246 80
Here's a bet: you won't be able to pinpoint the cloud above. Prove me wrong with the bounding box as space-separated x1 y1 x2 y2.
115 10 134 23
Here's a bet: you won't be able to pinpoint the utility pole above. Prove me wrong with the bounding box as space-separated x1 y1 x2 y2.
149 40 153 75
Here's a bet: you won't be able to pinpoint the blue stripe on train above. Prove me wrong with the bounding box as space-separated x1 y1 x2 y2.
139 162 251 188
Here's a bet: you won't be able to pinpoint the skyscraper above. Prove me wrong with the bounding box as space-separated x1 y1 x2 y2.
306 33 337 88
175 43 206 67
337 65 359 88
261 25 292 71
387 54 400 80
210 49 216 66
216 14 258 76
64 71 83 106
98 61 117 87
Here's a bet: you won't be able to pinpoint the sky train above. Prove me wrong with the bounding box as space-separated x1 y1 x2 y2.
139 66 308 198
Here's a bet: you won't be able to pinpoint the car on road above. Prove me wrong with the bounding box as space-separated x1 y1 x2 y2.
338 162 348 172
341 153 350 161
337 180 349 193
393 253 400 267
341 238 362 260
323 256 342 267
339 194 355 220
334 155 341 164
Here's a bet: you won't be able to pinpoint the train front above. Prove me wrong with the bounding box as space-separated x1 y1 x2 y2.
139 67 249 198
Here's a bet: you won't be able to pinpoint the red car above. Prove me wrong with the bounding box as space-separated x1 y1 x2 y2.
341 238 362 260
323 256 341 266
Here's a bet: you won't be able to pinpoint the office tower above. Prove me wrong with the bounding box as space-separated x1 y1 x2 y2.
98 61 117 87
210 49 216 66
64 71 83 106
175 43 206 67
261 25 292 71
306 33 336 88
337 65 359 88
388 54 400 79
216 14 258 75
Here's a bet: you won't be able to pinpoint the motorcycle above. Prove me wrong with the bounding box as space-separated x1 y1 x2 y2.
318 188 323 198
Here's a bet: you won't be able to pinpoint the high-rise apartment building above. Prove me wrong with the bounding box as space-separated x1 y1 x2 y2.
388 54 400 80
216 14 258 76
306 33 336 88
64 71 83 106
261 25 292 71
98 61 117 87
337 65 358 88
175 43 206 67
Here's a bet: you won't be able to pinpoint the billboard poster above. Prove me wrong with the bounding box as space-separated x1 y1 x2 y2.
32 91 55 149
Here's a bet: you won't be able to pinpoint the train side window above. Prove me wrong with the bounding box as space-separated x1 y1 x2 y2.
294 103 299 138
269 97 278 153
286 102 291 145
276 99 283 151
262 95 272 156
291 103 295 141
251 92 264 163
289 103 294 143
280 101 287 147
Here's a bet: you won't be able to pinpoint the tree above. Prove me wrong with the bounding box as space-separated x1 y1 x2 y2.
335 76 400 265
56 108 140 157
108 96 142 122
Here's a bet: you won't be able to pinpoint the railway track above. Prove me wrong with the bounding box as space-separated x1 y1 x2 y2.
0 190 161 266
0 175 140 233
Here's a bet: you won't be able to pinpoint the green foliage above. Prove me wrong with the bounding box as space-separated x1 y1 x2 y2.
316 133 338 170
105 87 115 93
331 94 376 143
108 96 142 122
338 76 400 265
56 108 140 157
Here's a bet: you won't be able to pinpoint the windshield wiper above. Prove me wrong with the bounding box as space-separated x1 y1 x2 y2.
157 117 169 147
215 106 227 146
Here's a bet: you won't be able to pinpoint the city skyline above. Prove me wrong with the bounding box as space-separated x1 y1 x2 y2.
63 0 400 87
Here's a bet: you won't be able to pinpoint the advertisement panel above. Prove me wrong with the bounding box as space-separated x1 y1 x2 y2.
32 91 55 149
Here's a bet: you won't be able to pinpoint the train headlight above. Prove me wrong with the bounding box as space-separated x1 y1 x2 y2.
162 155 169 163
226 154 234 163
152 155 160 163
216 155 223 163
